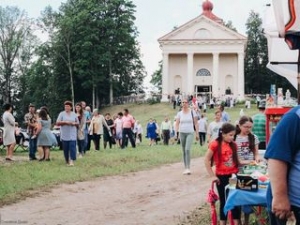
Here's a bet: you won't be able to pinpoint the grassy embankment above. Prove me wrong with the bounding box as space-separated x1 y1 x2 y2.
0 102 257 208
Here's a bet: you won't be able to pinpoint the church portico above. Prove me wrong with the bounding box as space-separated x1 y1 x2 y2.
159 0 247 102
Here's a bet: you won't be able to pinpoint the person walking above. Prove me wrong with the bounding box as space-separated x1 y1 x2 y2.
252 101 266 149
36 108 57 161
24 103 38 160
114 112 123 148
153 119 160 144
103 113 114 149
264 105 300 224
175 98 199 175
198 114 207 146
88 109 109 151
204 123 241 225
207 110 223 144
81 101 92 152
135 120 143 144
56 101 79 166
160 116 172 145
219 105 230 122
146 118 157 146
2 103 16 161
75 103 86 157
121 108 136 149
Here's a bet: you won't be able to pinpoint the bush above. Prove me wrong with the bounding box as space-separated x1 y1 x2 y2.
146 97 161 105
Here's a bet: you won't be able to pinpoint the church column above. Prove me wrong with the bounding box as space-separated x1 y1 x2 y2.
212 52 219 98
161 52 169 102
187 52 194 96
237 52 245 100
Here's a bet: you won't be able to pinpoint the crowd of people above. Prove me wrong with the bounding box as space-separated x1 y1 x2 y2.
6 95 298 224
1 101 141 166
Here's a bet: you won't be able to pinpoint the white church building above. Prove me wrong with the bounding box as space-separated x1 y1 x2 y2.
158 0 247 102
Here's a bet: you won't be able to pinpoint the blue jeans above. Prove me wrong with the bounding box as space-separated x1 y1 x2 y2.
29 137 37 159
62 140 77 163
84 129 88 150
179 132 194 169
77 139 85 154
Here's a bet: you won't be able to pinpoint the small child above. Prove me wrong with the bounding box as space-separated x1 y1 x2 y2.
30 110 40 139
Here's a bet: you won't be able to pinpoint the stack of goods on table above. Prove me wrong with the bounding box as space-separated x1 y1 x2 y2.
229 162 269 191
238 162 269 191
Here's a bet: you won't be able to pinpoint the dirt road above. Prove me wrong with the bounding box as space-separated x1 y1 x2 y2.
0 157 212 225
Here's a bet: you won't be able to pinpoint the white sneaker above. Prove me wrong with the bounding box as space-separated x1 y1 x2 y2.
68 160 74 166
78 154 83 158
183 169 191 175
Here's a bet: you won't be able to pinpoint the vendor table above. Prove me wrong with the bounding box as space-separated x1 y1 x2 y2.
224 188 267 215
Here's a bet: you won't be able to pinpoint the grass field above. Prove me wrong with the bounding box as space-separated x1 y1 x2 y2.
0 102 258 207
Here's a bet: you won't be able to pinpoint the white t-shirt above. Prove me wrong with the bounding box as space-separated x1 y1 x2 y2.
207 121 223 141
114 118 123 132
176 109 197 133
198 118 207 133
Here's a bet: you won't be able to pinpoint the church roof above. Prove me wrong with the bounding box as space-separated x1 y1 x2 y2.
201 0 223 24
158 0 247 42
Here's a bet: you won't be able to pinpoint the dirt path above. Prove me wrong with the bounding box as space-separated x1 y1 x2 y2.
0 157 212 225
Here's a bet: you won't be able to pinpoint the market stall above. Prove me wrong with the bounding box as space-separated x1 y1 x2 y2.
265 107 292 144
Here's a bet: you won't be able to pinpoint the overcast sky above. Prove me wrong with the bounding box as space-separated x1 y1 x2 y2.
1 0 271 84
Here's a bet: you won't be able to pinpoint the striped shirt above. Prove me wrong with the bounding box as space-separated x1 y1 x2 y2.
235 134 259 161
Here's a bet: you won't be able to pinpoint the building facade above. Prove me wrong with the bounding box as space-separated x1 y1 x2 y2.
158 0 247 102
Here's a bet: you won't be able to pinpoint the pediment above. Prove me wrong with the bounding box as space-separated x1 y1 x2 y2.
158 15 246 42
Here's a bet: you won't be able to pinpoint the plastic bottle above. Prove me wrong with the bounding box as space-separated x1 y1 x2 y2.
286 89 291 105
277 88 284 105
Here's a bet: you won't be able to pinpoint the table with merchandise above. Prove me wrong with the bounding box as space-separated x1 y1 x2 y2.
224 164 269 215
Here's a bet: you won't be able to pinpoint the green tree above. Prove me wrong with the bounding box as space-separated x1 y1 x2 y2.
38 0 145 109
150 60 162 92
0 6 37 103
224 20 237 32
244 11 295 95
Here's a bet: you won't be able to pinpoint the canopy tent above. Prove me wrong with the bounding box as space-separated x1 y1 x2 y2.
263 0 300 100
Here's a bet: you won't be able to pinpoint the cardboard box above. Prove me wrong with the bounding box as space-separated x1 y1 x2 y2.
236 174 258 191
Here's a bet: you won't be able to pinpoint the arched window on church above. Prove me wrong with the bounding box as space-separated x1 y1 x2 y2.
194 28 212 39
196 68 211 76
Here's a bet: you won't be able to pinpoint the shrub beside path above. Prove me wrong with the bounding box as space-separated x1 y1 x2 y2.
0 157 212 225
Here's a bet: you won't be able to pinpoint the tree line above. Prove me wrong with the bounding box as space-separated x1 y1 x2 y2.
0 0 146 123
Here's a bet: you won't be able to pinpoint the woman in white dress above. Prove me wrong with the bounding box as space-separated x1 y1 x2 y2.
2 103 16 161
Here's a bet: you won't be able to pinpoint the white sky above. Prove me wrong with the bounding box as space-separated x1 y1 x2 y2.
1 0 270 85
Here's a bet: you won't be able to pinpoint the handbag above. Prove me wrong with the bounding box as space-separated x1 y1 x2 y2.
111 136 116 145
191 110 196 131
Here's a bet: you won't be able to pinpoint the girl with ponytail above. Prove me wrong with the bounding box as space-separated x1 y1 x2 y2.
235 116 260 166
204 123 240 225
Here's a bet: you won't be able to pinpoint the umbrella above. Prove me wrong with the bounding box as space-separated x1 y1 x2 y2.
206 181 219 225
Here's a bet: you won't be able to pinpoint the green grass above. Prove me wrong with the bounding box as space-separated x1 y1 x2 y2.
0 102 258 207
